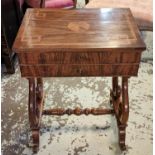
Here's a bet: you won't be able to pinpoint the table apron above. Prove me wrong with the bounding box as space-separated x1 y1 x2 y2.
18 51 141 65
19 64 139 77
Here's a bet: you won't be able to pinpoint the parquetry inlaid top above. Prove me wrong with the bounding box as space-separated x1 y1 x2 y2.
13 8 145 52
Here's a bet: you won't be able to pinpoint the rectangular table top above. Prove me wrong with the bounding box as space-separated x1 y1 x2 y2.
13 8 145 53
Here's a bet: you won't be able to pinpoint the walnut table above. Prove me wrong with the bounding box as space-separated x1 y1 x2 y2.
13 8 146 153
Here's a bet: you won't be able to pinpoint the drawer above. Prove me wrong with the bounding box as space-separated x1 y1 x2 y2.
61 65 100 76
20 64 139 77
20 65 59 77
100 64 139 76
18 51 141 65
18 52 63 64
63 52 141 64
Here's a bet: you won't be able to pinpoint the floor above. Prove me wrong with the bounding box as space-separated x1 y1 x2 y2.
1 1 153 155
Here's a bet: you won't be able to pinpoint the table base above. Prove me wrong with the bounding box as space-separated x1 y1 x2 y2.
27 77 129 153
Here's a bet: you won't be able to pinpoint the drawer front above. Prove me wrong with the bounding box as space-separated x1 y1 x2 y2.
18 51 141 65
20 64 139 77
20 65 59 77
19 52 63 64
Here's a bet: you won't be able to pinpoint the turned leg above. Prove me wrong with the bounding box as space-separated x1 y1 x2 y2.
36 78 44 125
36 78 43 100
28 78 39 153
120 77 129 124
112 77 118 98
28 78 38 128
110 77 121 114
111 77 129 150
118 77 129 150
28 78 44 153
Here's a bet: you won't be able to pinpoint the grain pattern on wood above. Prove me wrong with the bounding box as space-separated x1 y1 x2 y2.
13 8 146 52
18 51 141 65
12 8 146 153
20 64 139 77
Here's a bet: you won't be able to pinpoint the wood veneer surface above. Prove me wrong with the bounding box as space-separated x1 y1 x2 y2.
13 8 145 52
